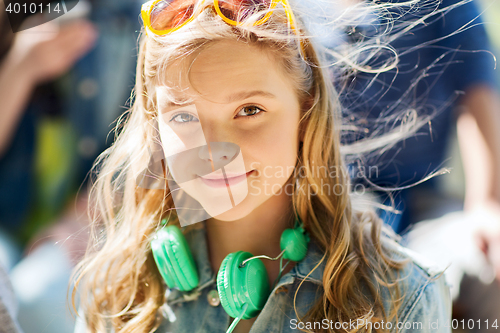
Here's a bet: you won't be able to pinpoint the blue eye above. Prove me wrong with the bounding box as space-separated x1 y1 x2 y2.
236 106 265 118
170 113 199 124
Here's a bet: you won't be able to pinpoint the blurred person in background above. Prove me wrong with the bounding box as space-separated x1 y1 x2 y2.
0 4 97 333
0 0 143 332
304 0 500 329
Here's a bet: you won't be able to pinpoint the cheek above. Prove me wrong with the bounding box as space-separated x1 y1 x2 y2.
165 149 198 181
241 114 300 176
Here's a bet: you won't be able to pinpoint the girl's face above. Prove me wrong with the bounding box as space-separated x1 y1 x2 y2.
157 40 302 223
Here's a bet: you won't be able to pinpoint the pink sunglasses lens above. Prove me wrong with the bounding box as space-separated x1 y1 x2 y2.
150 0 195 31
217 0 272 22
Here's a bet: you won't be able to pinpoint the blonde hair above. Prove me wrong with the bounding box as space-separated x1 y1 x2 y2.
71 1 443 332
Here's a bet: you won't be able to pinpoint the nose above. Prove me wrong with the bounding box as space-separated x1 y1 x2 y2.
198 142 240 170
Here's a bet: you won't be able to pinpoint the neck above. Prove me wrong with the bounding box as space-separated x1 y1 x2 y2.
205 190 295 285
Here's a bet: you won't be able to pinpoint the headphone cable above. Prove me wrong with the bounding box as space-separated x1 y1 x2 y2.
226 303 249 333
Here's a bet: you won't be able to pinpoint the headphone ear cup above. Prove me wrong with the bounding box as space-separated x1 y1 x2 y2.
217 251 270 320
151 225 199 291
280 227 309 262
217 252 241 318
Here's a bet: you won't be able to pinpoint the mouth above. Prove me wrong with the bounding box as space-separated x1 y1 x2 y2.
198 170 255 188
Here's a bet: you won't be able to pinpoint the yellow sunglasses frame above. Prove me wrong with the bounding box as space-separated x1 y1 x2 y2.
141 0 300 38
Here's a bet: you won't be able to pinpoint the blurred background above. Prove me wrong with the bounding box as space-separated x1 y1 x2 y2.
0 0 499 332
0 0 144 332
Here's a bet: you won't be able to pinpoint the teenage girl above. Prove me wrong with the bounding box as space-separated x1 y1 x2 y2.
72 1 451 332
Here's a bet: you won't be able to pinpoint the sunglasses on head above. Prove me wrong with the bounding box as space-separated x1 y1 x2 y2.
141 0 301 40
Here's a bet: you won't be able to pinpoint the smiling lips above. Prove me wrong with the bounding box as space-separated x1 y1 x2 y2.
199 170 254 188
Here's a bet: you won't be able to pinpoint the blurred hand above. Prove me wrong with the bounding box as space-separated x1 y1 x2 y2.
0 16 97 156
471 200 500 285
8 15 98 85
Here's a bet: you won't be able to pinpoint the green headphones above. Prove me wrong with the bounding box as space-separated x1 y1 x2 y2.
150 217 310 325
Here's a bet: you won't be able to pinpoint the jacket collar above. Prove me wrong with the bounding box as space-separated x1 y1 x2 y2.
166 222 325 303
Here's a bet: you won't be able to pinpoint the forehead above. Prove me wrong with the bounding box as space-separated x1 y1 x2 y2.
159 40 295 106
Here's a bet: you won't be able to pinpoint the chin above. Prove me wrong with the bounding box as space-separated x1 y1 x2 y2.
208 193 266 222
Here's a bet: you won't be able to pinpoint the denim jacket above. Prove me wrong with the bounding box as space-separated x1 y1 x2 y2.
74 223 452 333
150 223 451 333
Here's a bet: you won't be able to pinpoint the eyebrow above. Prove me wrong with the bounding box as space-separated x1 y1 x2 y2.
225 90 276 103
164 90 276 109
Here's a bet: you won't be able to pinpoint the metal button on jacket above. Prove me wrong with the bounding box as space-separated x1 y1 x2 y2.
275 286 289 295
207 289 220 307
